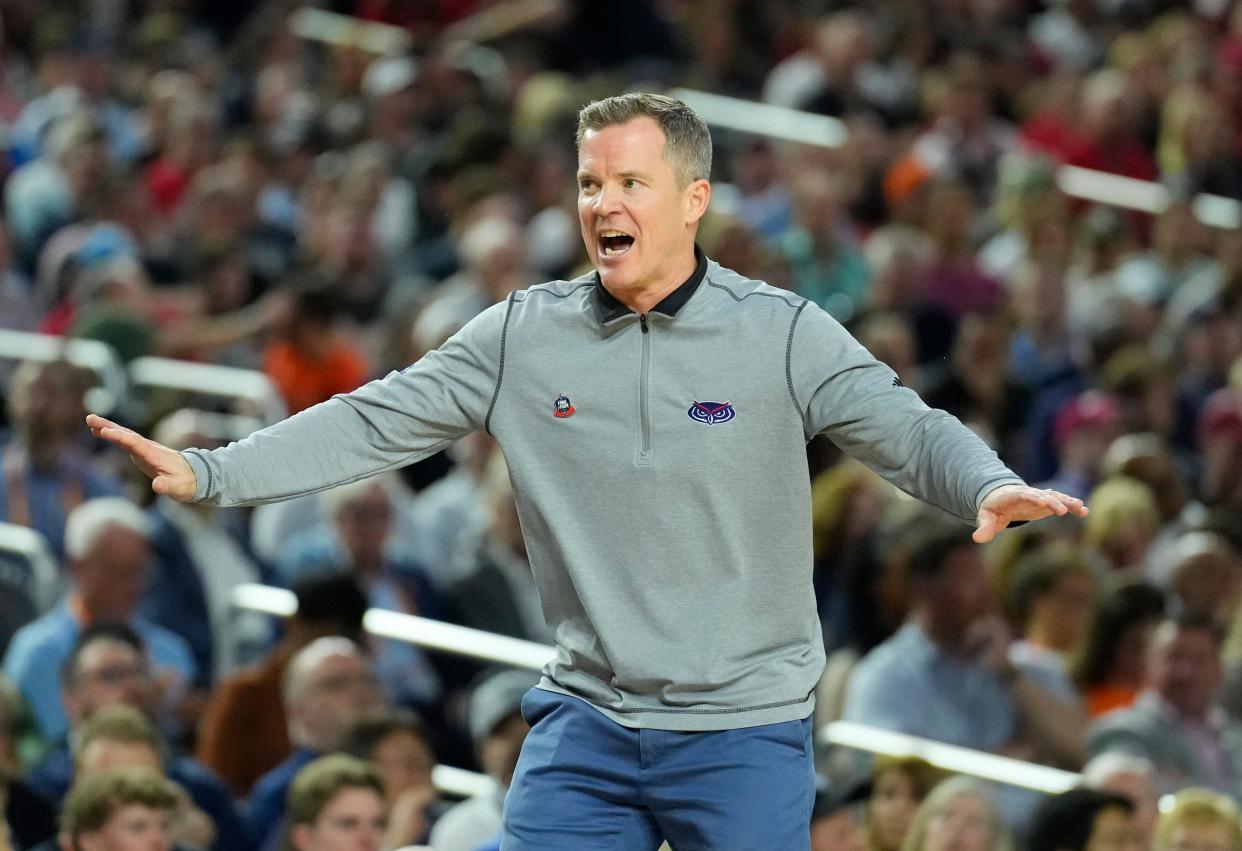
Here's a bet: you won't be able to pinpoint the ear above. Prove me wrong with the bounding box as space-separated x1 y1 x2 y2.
683 179 711 226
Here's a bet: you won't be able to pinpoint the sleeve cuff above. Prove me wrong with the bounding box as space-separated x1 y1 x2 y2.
181 449 211 502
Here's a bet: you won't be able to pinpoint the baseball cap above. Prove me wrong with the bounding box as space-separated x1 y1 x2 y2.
1053 391 1122 449
468 670 538 745
1199 389 1242 445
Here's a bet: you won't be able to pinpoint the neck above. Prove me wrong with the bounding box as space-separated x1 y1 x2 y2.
606 247 697 315
914 610 967 656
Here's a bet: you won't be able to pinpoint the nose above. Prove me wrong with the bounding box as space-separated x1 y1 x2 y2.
592 181 622 217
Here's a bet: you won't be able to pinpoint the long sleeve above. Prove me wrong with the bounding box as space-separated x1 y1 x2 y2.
788 302 1023 522
182 299 509 507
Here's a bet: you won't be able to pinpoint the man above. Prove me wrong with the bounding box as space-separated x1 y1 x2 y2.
0 359 123 560
429 669 536 851
56 767 181 851
844 520 1087 769
89 93 1084 849
195 573 369 797
1082 753 1159 849
3 498 196 741
245 637 385 851
284 755 388 851
23 628 250 851
1088 615 1242 801
1025 788 1143 851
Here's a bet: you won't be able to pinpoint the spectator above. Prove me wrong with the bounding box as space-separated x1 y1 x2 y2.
3 498 196 742
1025 787 1141 851
1081 753 1160 849
443 451 550 646
428 669 535 851
810 780 867 851
1088 615 1242 801
844 520 1086 769
0 359 123 560
262 288 369 416
1043 392 1124 502
864 757 945 851
0 675 56 850
342 710 446 850
63 704 247 851
195 573 369 798
284 755 387 851
1153 788 1242 851
1005 543 1097 702
1072 581 1166 718
897 777 1012 851
56 767 182 851
143 410 270 686
246 637 385 851
1083 476 1161 575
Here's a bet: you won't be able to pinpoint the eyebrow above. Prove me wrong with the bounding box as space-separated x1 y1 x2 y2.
575 170 651 181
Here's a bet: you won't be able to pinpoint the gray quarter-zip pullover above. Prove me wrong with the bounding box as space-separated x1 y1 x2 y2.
183 252 1024 730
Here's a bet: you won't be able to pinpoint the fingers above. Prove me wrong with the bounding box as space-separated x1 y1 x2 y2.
973 514 999 544
1042 489 1089 517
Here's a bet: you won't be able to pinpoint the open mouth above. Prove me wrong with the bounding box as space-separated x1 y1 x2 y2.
598 230 635 257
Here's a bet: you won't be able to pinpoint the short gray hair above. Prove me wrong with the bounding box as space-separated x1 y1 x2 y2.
65 498 151 562
576 93 712 186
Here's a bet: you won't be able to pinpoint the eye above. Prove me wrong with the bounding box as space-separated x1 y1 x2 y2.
579 178 597 192
623 178 638 189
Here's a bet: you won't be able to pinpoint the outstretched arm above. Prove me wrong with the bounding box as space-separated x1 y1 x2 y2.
89 299 509 507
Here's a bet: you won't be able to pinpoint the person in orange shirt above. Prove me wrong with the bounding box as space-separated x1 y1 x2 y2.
263 289 370 414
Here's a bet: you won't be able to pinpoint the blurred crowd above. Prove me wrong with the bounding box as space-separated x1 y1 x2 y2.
2 0 1242 849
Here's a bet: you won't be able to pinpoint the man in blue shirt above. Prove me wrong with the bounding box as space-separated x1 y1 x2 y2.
2 497 196 741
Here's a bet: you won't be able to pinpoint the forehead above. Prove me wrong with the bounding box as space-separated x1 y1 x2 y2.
578 117 670 172
78 639 143 670
321 786 384 817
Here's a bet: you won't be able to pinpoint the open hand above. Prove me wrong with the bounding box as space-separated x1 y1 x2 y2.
86 414 197 502
974 484 1087 543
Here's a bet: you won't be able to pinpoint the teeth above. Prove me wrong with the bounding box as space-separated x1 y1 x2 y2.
600 230 629 238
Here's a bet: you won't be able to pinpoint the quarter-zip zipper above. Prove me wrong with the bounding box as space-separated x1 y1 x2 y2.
638 313 652 465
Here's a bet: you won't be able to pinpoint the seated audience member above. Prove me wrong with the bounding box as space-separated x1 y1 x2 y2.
342 710 447 849
55 767 182 851
57 704 249 851
1073 582 1166 717
143 410 270 686
278 476 443 710
898 777 1012 851
1083 476 1161 575
3 498 196 742
844 520 1085 768
1025 787 1141 851
1154 789 1242 851
1162 532 1242 630
810 779 866 851
1006 543 1097 702
428 670 536 851
865 757 945 851
0 359 123 561
196 573 368 797
283 755 387 851
262 288 369 415
1081 752 1159 849
1089 615 1242 801
0 675 56 850
1042 391 1123 501
443 453 551 645
247 637 385 851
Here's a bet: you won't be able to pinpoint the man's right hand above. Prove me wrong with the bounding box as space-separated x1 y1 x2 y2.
86 414 198 502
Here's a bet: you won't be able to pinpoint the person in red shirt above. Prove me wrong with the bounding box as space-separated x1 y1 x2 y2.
263 289 370 415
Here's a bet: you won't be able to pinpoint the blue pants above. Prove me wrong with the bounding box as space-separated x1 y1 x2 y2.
501 688 815 851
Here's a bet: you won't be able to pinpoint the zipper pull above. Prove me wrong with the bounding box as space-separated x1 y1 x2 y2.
640 313 649 333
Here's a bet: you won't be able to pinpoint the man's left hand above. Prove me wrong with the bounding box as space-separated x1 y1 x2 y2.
974 484 1088 543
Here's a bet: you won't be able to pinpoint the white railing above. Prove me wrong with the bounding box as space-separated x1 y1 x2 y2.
0 522 61 613
0 329 129 417
820 721 1080 794
668 87 1242 230
128 357 287 425
235 583 1081 795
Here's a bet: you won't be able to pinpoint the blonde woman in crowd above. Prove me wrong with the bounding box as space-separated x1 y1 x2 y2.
1154 789 1242 851
898 777 1013 851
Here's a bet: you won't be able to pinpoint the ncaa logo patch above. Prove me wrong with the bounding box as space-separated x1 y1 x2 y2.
687 400 736 425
